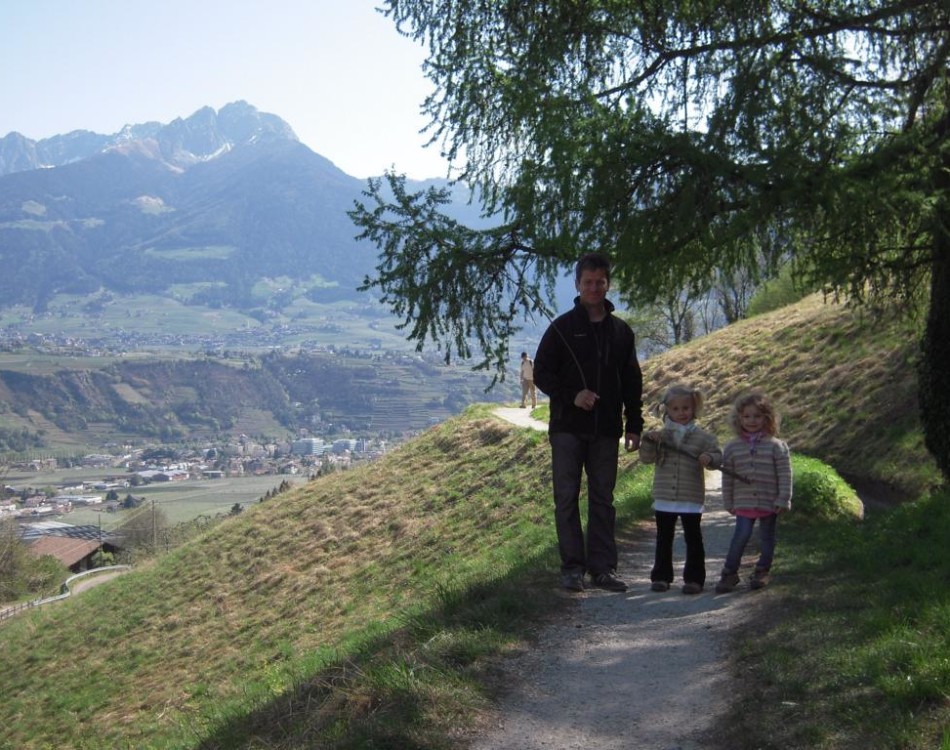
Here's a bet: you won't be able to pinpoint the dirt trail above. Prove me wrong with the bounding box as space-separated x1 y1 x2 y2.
68 569 129 594
478 409 762 750
0 567 130 624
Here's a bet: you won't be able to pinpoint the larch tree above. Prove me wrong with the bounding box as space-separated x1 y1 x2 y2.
349 1 950 478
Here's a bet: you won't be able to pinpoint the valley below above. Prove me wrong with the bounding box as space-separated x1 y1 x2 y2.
0 295 525 455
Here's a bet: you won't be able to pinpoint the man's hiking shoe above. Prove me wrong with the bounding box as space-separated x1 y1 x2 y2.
715 571 740 593
590 571 628 592
650 580 670 592
750 568 771 590
561 571 586 592
681 582 703 595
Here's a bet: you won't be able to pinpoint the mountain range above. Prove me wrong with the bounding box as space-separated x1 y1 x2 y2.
0 101 298 176
0 101 446 314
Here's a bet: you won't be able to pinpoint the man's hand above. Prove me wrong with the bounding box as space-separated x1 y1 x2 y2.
625 433 640 452
574 389 599 411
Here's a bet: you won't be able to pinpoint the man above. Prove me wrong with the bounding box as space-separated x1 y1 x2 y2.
533 253 644 592
519 351 537 408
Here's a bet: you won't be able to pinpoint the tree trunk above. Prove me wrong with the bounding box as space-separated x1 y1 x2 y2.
919 147 950 482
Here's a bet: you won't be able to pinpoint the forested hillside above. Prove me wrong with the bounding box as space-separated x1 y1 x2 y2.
0 351 514 451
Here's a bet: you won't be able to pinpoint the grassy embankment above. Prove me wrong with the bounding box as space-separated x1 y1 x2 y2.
0 294 947 749
1 407 592 749
641 293 949 749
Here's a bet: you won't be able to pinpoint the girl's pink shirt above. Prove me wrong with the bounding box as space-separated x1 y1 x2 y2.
735 508 775 518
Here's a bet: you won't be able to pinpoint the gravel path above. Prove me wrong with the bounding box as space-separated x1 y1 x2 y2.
0 567 130 623
478 408 761 750
68 568 129 594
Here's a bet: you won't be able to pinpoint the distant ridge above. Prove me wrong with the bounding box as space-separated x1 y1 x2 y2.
0 100 573 329
0 101 377 311
0 101 298 176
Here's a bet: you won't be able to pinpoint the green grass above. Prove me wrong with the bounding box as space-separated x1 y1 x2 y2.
716 489 950 750
786 454 864 524
63 474 302 528
2 294 948 749
6 464 302 532
0 411 655 749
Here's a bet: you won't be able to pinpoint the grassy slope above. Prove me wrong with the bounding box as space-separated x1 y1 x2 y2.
640 294 939 499
0 295 945 749
0 412 578 749
717 491 950 750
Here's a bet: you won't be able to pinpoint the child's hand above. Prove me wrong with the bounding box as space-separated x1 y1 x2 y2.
698 452 712 467
643 430 662 442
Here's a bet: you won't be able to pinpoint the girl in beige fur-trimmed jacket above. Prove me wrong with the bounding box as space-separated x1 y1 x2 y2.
639 385 721 594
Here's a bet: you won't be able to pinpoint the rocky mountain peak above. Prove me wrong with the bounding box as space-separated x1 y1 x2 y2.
0 102 298 176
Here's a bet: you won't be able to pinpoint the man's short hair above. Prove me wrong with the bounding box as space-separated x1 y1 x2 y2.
575 252 611 284
521 351 527 358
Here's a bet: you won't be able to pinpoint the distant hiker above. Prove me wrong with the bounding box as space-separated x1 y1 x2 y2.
519 351 537 408
533 252 644 593
640 384 721 595
715 390 793 593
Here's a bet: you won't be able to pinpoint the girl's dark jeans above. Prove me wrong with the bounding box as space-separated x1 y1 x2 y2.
651 510 705 586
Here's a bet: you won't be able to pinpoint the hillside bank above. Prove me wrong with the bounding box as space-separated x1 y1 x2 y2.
639 293 938 501
0 295 943 749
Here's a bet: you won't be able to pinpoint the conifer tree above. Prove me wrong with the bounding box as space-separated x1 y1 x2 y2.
351 1 950 478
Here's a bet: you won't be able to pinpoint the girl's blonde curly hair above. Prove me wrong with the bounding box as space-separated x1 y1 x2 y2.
728 390 780 436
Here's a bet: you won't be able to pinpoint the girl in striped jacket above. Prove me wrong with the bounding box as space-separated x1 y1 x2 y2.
715 391 793 593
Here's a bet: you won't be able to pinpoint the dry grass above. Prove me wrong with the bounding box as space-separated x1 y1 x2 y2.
0 415 564 749
640 293 937 500
0 294 943 749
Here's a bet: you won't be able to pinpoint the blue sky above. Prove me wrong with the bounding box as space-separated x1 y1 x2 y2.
0 1 451 179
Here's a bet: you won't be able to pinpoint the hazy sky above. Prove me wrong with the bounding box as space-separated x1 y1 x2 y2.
0 1 451 179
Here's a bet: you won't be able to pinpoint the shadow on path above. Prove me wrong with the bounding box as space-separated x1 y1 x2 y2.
482 408 762 750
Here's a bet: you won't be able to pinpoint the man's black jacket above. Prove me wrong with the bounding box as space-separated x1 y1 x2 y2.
533 298 644 440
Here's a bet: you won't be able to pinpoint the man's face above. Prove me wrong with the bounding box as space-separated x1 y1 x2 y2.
576 268 609 308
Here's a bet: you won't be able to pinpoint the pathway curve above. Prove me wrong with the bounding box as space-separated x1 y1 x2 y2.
492 406 550 432
0 566 131 623
478 408 761 750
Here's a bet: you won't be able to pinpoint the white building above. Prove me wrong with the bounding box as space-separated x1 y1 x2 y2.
292 438 328 456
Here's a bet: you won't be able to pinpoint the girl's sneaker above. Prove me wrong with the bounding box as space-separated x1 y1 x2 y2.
715 570 740 593
750 568 771 590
